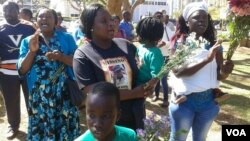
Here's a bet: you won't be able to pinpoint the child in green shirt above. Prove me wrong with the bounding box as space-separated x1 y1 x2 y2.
135 17 164 85
74 82 138 141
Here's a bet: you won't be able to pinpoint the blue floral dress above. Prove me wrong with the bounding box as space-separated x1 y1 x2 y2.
19 32 80 141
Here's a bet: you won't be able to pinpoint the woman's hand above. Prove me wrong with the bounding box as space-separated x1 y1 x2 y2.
205 40 223 63
29 30 40 53
157 41 166 48
45 50 63 61
143 78 159 97
221 60 234 74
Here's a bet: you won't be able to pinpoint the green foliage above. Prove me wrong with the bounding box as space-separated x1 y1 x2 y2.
99 0 107 5
208 7 220 20
226 15 250 60
172 11 181 19
217 31 230 41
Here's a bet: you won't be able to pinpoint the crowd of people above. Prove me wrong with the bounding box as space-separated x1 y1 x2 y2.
0 1 234 141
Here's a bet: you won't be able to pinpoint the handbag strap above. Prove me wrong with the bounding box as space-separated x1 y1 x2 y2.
49 64 66 84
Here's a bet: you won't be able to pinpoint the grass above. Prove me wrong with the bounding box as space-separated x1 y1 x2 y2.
0 42 249 141
216 43 250 127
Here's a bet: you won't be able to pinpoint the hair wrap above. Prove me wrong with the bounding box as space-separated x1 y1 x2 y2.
182 2 208 21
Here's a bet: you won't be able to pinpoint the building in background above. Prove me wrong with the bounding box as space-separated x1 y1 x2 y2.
0 0 80 18
0 4 2 18
132 0 169 23
50 0 80 18
15 0 50 14
1 0 227 21
170 0 227 18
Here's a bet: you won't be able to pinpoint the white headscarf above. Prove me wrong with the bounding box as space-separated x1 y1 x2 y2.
182 2 208 21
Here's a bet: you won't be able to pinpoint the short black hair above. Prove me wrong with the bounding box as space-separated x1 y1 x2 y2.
136 17 164 44
153 11 163 17
88 82 120 109
56 12 63 20
122 10 130 17
20 8 33 19
56 12 62 17
3 1 19 12
80 3 104 39
111 15 120 21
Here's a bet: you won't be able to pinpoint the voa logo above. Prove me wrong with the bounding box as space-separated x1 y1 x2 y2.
226 129 246 136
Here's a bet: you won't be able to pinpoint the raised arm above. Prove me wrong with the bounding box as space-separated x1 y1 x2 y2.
19 31 40 75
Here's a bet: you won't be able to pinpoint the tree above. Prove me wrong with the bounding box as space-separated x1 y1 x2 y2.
67 0 144 19
67 0 106 11
106 0 144 18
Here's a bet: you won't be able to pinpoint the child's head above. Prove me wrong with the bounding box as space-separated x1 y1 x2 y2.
136 17 164 45
153 11 164 23
86 82 120 141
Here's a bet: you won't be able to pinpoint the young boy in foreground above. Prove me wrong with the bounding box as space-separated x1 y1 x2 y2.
75 82 138 141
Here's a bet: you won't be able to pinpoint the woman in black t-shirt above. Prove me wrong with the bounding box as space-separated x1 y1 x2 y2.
73 3 157 131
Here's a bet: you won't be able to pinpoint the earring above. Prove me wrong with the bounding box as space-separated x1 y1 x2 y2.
91 29 93 32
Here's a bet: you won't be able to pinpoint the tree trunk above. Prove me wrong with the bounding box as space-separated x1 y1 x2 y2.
106 0 144 19
66 0 144 19
106 0 123 18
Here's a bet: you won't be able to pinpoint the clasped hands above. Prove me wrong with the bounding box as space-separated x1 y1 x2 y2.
45 50 63 61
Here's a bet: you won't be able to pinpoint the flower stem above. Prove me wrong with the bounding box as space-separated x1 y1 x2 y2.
226 39 239 60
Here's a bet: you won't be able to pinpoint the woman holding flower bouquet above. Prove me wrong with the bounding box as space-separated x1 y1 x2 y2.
168 2 234 141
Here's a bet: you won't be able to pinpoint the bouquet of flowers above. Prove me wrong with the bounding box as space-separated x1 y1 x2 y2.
226 0 250 60
136 112 170 141
136 112 187 141
156 32 208 79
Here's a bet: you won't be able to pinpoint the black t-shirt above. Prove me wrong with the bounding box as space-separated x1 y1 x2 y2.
73 39 138 90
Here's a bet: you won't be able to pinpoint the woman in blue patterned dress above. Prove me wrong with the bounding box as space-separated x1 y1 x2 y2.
17 8 80 140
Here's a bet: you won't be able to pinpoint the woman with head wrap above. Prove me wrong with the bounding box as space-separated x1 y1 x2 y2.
168 2 234 141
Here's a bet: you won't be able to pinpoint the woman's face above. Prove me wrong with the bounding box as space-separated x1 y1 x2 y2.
113 18 120 29
37 9 56 34
187 10 208 36
92 9 114 40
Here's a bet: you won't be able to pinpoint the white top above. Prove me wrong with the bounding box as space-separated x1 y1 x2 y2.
168 48 219 95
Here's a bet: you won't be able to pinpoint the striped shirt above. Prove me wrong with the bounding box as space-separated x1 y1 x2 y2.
0 20 35 75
